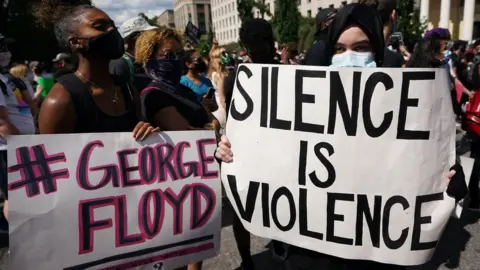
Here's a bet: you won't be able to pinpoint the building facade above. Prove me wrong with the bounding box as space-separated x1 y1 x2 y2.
419 0 479 41
157 9 175 28
210 0 480 45
211 0 355 45
211 0 242 45
173 0 212 34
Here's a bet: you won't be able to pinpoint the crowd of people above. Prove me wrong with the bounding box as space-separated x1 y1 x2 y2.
0 0 479 269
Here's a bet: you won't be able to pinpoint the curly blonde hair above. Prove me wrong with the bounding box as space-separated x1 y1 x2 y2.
135 28 183 65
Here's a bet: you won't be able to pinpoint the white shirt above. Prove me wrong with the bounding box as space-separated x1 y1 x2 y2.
0 74 35 150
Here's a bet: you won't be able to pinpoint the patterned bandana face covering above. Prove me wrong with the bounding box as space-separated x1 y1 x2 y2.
145 58 183 93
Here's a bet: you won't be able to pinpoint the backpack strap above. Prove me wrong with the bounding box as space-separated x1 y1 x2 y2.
0 79 7 96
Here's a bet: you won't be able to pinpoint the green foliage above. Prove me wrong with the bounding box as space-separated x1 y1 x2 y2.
396 0 427 37
237 0 255 23
298 16 315 52
197 27 215 57
138 12 161 27
253 0 271 19
197 36 211 57
272 0 300 44
222 42 243 52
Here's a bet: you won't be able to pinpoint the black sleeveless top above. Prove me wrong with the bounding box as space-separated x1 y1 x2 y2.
56 73 138 133
141 81 211 129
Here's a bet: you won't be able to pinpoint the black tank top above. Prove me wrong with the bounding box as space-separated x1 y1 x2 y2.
56 73 138 133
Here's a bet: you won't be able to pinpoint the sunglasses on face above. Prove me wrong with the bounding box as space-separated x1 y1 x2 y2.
158 50 185 60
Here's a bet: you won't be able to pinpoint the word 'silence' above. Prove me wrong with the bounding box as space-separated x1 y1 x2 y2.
231 66 433 140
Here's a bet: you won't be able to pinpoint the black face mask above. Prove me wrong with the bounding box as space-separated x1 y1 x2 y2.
194 61 207 73
83 29 125 60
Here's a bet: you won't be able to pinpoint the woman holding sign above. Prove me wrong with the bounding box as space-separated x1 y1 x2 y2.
135 28 218 270
37 3 157 139
216 3 468 270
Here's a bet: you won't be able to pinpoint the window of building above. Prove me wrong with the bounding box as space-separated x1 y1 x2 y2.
341 1 347 7
329 4 334 8
307 10 311 17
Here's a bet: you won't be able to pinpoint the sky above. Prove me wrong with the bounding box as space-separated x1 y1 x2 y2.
92 0 172 25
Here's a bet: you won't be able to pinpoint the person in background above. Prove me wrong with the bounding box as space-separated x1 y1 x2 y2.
207 42 229 134
302 7 336 66
180 50 213 99
9 64 39 116
181 50 218 112
52 52 77 80
37 3 156 138
135 28 217 270
406 38 448 68
0 33 37 231
109 16 157 91
359 0 405 67
281 42 299 65
217 4 467 270
32 62 55 104
28 61 39 87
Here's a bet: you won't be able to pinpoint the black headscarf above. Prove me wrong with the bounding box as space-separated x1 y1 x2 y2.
325 3 385 67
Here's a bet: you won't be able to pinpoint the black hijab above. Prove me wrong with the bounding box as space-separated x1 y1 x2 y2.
325 3 385 67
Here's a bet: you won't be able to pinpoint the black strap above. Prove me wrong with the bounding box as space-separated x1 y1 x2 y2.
0 79 7 96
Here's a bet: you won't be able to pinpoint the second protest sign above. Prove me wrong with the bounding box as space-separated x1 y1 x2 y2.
221 64 457 266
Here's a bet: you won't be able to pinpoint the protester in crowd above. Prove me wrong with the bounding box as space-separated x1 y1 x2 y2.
52 52 77 80
302 7 336 66
0 33 37 227
32 62 55 103
358 0 405 67
27 61 39 87
448 41 473 103
135 27 217 270
180 49 218 112
406 39 448 68
424 28 451 55
281 42 299 65
110 16 157 91
406 38 462 115
459 49 477 92
9 64 39 116
207 42 228 134
37 4 156 140
180 49 213 99
217 4 468 270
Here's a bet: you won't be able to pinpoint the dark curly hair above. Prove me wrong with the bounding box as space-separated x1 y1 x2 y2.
34 0 95 49
406 38 442 68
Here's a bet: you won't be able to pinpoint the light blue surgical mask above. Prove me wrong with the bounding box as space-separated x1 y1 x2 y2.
330 51 377 68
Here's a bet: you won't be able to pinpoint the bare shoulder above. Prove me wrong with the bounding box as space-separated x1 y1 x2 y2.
38 83 76 134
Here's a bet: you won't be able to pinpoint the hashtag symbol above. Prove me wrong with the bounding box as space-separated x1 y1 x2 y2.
8 144 69 197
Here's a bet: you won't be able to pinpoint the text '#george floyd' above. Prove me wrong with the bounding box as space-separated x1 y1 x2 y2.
222 64 456 266
7 131 222 270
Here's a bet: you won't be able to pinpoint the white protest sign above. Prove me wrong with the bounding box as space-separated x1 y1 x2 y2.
8 131 221 270
221 64 457 266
